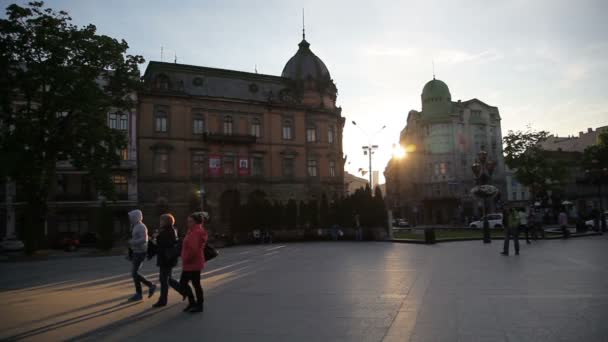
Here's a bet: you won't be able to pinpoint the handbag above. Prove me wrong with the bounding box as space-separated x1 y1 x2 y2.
204 244 218 261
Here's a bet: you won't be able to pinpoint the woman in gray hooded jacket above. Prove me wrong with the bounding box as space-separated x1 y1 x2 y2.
128 209 156 301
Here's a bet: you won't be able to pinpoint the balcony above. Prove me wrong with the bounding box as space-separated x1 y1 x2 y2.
205 133 257 145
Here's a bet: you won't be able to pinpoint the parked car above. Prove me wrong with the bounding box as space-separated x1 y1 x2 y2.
392 219 410 228
585 212 608 229
469 213 503 229
0 237 25 252
53 232 80 251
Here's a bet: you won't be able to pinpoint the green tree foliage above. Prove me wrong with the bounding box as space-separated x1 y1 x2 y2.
0 2 144 253
583 131 608 171
285 199 297 230
503 129 569 202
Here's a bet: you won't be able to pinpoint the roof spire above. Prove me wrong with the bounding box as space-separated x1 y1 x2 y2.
432 60 435 79
302 8 305 40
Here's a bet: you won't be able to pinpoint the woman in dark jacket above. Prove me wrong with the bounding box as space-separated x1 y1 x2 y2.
152 213 184 308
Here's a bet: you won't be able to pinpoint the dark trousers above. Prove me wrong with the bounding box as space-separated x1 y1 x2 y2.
131 252 153 295
531 223 545 239
158 266 182 304
520 224 530 243
180 270 203 304
561 225 571 238
503 225 520 254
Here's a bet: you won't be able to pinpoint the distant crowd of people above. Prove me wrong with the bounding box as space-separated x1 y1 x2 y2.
501 206 570 256
126 209 208 313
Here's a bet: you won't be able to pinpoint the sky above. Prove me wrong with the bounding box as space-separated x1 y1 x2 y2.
3 0 607 183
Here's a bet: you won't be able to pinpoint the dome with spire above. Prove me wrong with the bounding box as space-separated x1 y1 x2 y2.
281 39 331 81
421 78 452 122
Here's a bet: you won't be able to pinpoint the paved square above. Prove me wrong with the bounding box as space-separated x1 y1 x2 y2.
1 237 608 341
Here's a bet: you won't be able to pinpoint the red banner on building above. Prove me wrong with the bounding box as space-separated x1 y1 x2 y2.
208 154 222 177
238 156 250 176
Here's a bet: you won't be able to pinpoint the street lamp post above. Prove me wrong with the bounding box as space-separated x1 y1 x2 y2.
585 159 607 232
471 147 497 244
352 121 386 190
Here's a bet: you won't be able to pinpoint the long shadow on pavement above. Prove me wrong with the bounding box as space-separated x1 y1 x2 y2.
2 300 140 341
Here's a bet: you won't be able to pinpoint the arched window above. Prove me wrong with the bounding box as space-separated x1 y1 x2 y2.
223 116 233 135
155 74 170 91
155 110 168 133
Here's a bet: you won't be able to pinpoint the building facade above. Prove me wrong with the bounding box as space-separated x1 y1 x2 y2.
137 36 345 233
385 78 506 224
540 126 608 152
1 107 138 243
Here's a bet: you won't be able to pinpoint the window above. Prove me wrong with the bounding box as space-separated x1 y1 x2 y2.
108 113 117 129
119 113 128 131
193 115 205 135
521 191 526 199
283 158 295 177
223 156 235 175
513 191 517 200
328 126 335 144
119 148 128 161
282 119 293 140
307 159 318 177
223 116 233 135
155 110 168 133
191 152 205 176
154 151 169 174
306 126 317 142
471 110 482 119
156 74 169 90
329 160 336 177
112 175 128 194
251 118 261 138
252 156 263 176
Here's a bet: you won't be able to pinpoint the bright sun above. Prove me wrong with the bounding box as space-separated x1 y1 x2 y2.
392 144 406 159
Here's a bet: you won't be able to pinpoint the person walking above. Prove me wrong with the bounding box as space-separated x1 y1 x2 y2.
519 208 530 244
559 207 570 238
152 213 184 308
180 212 208 313
502 207 520 256
127 209 156 302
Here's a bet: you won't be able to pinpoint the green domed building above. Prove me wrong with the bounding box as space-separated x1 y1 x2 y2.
385 78 507 225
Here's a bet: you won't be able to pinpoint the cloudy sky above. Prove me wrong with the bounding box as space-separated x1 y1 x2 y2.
4 0 607 182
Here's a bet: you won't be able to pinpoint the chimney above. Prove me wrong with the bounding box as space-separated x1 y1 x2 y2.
588 127 593 133
579 131 584 137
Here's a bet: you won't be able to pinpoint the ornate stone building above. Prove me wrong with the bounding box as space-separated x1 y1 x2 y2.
138 36 345 232
384 78 506 225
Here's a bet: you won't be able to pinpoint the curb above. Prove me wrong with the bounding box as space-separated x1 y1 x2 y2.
389 232 602 244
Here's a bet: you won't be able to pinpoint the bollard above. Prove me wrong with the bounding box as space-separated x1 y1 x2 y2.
424 228 436 244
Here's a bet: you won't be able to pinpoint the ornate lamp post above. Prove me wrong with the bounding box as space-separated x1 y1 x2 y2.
471 148 498 243
585 159 608 232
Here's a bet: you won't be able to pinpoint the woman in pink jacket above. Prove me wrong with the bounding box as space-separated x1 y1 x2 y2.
180 212 208 313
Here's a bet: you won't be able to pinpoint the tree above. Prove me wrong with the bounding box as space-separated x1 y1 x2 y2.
582 131 608 170
285 199 297 230
0 2 144 253
373 186 387 227
503 128 569 204
319 193 329 227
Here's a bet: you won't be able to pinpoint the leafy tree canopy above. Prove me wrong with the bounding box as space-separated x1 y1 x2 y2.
0 1 144 252
503 128 569 200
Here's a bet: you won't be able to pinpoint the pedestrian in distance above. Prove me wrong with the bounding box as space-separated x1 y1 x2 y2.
152 213 184 308
180 212 208 313
502 207 520 256
559 207 570 239
127 209 156 302
519 208 531 244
